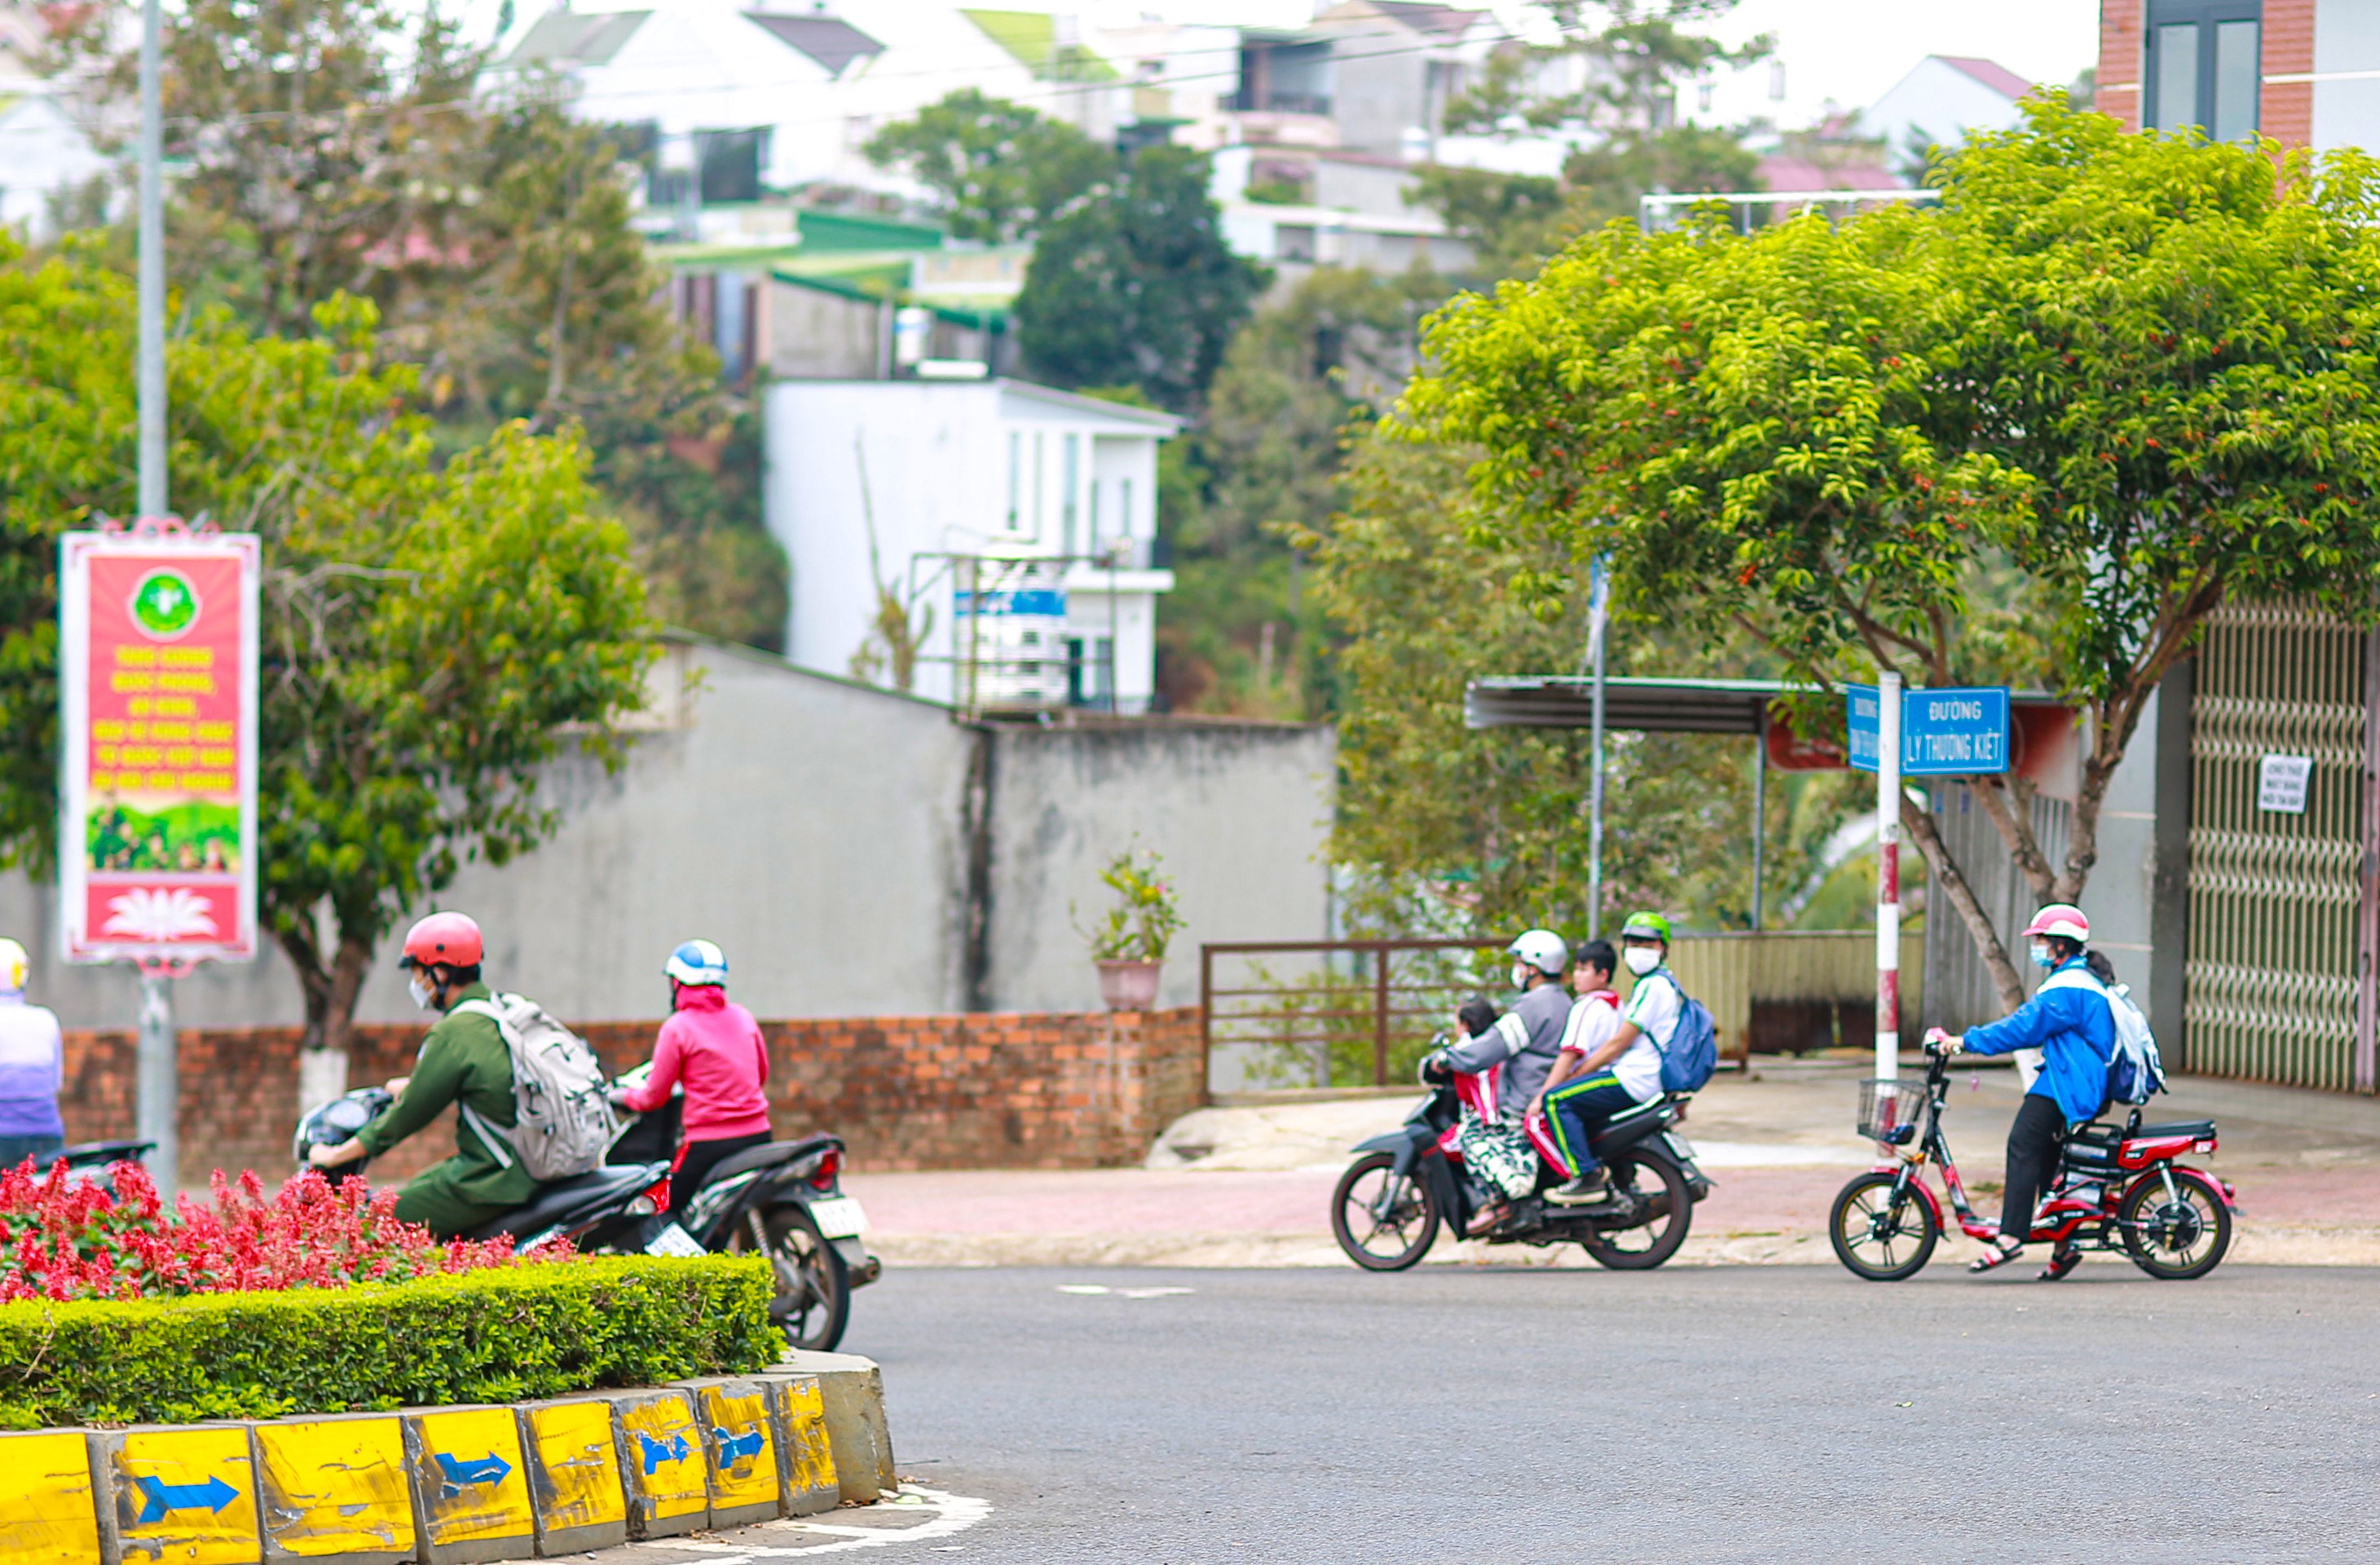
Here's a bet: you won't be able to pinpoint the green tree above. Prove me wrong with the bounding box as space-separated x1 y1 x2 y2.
1302 429 1862 935
862 89 1115 243
1160 268 1437 714
0 243 656 1049
1406 102 2380 1005
1014 146 1267 413
52 4 786 650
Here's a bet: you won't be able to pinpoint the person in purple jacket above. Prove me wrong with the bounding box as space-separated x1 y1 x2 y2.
0 939 66 1169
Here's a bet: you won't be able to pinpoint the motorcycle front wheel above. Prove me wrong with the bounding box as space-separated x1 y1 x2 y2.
732 1202 852 1351
2118 1170 2232 1280
1827 1170 1939 1281
1331 1151 1440 1271
1579 1151 1694 1270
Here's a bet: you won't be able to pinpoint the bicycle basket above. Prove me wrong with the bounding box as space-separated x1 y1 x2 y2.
1857 1079 1920 1146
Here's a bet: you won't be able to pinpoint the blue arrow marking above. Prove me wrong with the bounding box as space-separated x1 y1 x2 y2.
713 1426 765 1466
637 1431 692 1475
134 1475 238 1525
433 1452 513 1495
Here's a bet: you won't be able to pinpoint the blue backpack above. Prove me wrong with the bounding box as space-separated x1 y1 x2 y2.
1650 974 1718 1093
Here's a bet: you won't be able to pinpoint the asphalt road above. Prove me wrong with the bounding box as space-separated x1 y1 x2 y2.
853 1263 2379 1563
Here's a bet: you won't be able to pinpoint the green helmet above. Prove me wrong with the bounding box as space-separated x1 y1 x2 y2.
1619 910 1673 943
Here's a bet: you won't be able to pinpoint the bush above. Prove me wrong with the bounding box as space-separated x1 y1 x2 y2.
0 1162 538 1300
0 1254 778 1427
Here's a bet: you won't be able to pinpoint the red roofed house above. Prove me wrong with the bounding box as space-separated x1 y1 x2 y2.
1858 53 2047 162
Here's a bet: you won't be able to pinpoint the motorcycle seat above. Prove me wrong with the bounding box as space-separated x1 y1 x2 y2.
2131 1119 2215 1141
700 1135 835 1188
465 1162 668 1241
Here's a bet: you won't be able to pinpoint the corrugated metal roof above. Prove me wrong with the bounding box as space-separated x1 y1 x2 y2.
505 11 651 66
744 13 885 75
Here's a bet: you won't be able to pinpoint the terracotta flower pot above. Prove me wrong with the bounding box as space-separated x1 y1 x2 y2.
1095 959 1163 1012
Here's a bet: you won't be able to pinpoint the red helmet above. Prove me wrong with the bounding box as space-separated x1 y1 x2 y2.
2021 904 2090 943
399 911 483 971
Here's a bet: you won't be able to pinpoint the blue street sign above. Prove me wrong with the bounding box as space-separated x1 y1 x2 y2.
1844 685 2010 777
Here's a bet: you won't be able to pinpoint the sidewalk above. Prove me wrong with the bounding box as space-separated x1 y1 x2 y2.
844 1064 2380 1267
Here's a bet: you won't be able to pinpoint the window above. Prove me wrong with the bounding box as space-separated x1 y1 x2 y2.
1088 475 1102 555
1121 478 1134 540
1062 434 1080 558
2145 2 2259 139
1032 432 1045 540
1006 430 1020 531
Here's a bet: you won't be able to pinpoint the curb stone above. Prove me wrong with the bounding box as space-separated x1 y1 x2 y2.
6 1358 895 1565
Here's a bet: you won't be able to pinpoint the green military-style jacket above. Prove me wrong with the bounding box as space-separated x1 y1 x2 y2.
355 982 541 1210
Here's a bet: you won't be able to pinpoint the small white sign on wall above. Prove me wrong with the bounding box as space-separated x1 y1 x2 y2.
2258 754 2313 814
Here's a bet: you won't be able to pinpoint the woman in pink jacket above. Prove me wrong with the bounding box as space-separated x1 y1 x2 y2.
616 939 774 1210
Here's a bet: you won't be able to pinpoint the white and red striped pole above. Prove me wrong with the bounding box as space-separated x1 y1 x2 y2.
1875 670 1902 1087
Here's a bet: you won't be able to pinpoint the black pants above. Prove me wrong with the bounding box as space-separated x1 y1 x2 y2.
672 1131 772 1213
2001 1093 2068 1243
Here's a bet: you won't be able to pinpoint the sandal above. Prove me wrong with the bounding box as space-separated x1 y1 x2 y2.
1968 1237 2024 1274
2038 1245 2082 1283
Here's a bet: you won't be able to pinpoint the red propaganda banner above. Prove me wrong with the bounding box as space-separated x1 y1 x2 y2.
58 522 260 965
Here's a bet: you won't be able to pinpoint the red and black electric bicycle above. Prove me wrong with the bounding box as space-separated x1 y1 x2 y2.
1829 1041 2236 1282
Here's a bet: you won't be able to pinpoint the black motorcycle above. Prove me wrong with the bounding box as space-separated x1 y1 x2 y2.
294 1075 879 1351
1330 1057 1712 1272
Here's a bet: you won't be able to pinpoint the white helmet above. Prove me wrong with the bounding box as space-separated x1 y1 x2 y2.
664 938 729 987
2021 904 2090 943
0 938 23 991
1506 929 1570 978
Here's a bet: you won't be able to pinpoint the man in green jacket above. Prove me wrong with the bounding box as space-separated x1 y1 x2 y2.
308 911 540 1237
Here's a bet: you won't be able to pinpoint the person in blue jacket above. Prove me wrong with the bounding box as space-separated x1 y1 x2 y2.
1930 904 2115 1281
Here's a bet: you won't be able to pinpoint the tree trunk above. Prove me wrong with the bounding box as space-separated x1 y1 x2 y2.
1900 791 2028 1013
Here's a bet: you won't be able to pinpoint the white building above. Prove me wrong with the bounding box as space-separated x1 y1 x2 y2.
764 378 1179 713
0 83 111 240
1858 55 2034 161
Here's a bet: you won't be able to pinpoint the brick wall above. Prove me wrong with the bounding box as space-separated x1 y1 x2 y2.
62 1007 1209 1188
2100 0 2143 133
2098 0 2318 146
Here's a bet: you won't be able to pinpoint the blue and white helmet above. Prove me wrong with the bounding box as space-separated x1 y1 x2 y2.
664 938 729 987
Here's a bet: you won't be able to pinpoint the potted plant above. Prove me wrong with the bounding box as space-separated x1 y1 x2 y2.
1078 849 1185 1011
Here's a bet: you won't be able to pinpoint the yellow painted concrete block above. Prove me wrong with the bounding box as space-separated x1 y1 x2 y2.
613 1395 706 1523
252 1419 413 1561
774 1378 837 1510
518 1402 625 1534
0 1430 100 1565
107 1426 261 1565
694 1382 778 1519
408 1408 532 1552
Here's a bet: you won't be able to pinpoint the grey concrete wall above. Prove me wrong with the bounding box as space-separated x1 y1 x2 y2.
0 641 1336 1034
982 721 1337 1013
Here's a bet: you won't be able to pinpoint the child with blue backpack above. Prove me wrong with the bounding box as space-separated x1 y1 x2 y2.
1541 914 1683 1209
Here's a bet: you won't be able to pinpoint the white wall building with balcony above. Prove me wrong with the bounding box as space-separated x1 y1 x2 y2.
764 379 1179 714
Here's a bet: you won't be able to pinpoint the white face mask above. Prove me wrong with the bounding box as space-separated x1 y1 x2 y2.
408 973 438 1012
1510 962 1532 990
1624 946 1661 976
2030 941 2056 971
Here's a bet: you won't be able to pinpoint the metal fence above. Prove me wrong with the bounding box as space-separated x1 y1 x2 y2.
1198 932 1927 1091
2186 599 2369 1090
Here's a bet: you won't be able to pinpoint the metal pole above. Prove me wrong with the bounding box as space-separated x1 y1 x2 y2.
136 968 177 1204
1585 560 1610 937
1372 949 1391 1087
137 0 165 518
1751 709 1768 932
1876 671 1903 1086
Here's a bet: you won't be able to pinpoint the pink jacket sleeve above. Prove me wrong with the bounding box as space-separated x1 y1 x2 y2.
622 1018 688 1113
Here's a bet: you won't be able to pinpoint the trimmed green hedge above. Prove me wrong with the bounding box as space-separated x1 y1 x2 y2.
0 1254 778 1428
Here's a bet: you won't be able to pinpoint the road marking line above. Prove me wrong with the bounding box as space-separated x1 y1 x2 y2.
646 1489 990 1556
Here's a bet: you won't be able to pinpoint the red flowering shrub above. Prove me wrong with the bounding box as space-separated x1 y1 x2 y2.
0 1160 555 1302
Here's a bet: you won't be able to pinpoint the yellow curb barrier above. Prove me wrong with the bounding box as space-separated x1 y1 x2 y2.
403 1408 536 1565
0 1429 102 1565
2 1359 892 1564
92 1424 262 1565
768 1375 838 1516
607 1389 708 1540
255 1415 415 1563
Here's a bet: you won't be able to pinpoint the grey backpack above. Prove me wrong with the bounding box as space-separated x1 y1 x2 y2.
452 993 619 1181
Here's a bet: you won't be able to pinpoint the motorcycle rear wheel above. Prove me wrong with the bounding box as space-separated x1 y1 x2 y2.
1331 1151 1440 1271
732 1202 852 1351
2118 1170 2231 1280
1579 1152 1693 1270
1827 1170 1939 1281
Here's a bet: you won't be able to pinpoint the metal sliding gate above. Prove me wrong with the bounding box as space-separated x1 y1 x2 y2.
2185 600 2373 1090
